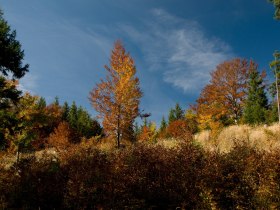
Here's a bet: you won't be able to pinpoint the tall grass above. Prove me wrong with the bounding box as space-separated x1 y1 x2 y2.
195 123 280 153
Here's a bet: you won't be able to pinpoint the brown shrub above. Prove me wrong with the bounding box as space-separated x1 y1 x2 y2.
166 120 192 139
138 125 157 142
1 140 280 209
48 121 72 149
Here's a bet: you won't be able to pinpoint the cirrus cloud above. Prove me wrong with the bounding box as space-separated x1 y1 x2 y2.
120 8 234 92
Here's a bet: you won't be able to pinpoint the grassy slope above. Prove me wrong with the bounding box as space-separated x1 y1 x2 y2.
195 123 280 153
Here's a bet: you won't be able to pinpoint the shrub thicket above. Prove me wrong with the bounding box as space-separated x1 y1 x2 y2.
0 141 280 209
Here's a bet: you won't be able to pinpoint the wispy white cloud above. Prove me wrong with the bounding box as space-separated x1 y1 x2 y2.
18 73 38 94
120 8 233 92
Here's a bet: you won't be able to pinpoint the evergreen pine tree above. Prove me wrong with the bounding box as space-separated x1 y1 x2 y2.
37 97 46 109
168 109 176 124
266 102 279 124
168 103 184 124
54 96 59 106
174 103 184 120
0 9 29 108
243 69 268 125
76 106 92 138
160 116 167 132
67 103 102 139
62 102 69 121
68 102 78 129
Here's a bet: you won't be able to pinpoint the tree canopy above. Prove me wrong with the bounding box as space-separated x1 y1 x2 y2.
90 40 142 147
197 58 252 128
243 67 268 125
0 10 29 78
0 9 29 109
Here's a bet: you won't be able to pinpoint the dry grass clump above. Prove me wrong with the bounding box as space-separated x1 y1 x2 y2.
0 152 17 170
154 138 182 149
195 124 280 153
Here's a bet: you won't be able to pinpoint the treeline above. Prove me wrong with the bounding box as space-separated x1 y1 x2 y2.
1 3 280 209
1 5 280 151
134 57 280 142
0 9 102 153
1 92 102 152
1 142 280 209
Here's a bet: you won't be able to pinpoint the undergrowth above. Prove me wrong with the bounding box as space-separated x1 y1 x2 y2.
1 140 280 209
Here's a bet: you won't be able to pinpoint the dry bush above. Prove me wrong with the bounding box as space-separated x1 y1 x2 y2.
206 143 266 209
138 125 157 142
0 156 65 209
62 147 113 209
256 149 280 208
1 140 280 209
113 142 211 209
155 138 181 149
166 120 192 139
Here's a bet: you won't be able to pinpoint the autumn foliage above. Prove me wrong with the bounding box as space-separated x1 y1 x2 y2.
2 5 280 209
48 121 72 149
90 40 142 147
1 142 280 209
196 58 254 130
166 119 192 139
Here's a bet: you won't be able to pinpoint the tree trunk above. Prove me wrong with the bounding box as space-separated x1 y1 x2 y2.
275 62 280 124
16 144 20 167
117 105 121 148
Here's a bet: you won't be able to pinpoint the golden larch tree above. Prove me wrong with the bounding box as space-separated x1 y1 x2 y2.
90 40 142 147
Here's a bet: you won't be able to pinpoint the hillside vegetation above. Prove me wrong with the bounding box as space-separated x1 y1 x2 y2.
1 4 280 209
1 124 280 209
195 123 280 153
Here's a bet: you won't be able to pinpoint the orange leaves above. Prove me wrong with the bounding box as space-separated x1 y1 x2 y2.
48 121 71 149
90 41 142 145
166 120 192 139
197 58 253 128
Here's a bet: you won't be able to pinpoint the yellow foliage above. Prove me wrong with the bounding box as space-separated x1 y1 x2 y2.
90 41 142 146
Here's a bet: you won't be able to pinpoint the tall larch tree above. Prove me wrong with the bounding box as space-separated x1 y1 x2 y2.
90 40 142 148
243 65 268 125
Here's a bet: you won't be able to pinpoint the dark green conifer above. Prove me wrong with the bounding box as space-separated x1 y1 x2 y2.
0 9 29 108
174 103 184 120
54 96 59 106
243 69 268 125
160 116 167 132
168 103 184 124
168 109 176 124
37 97 46 109
68 101 78 129
62 102 69 121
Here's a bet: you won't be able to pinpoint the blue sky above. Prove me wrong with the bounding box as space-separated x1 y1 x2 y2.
0 0 279 125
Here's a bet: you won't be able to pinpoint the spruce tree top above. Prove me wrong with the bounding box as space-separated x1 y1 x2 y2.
0 10 29 79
